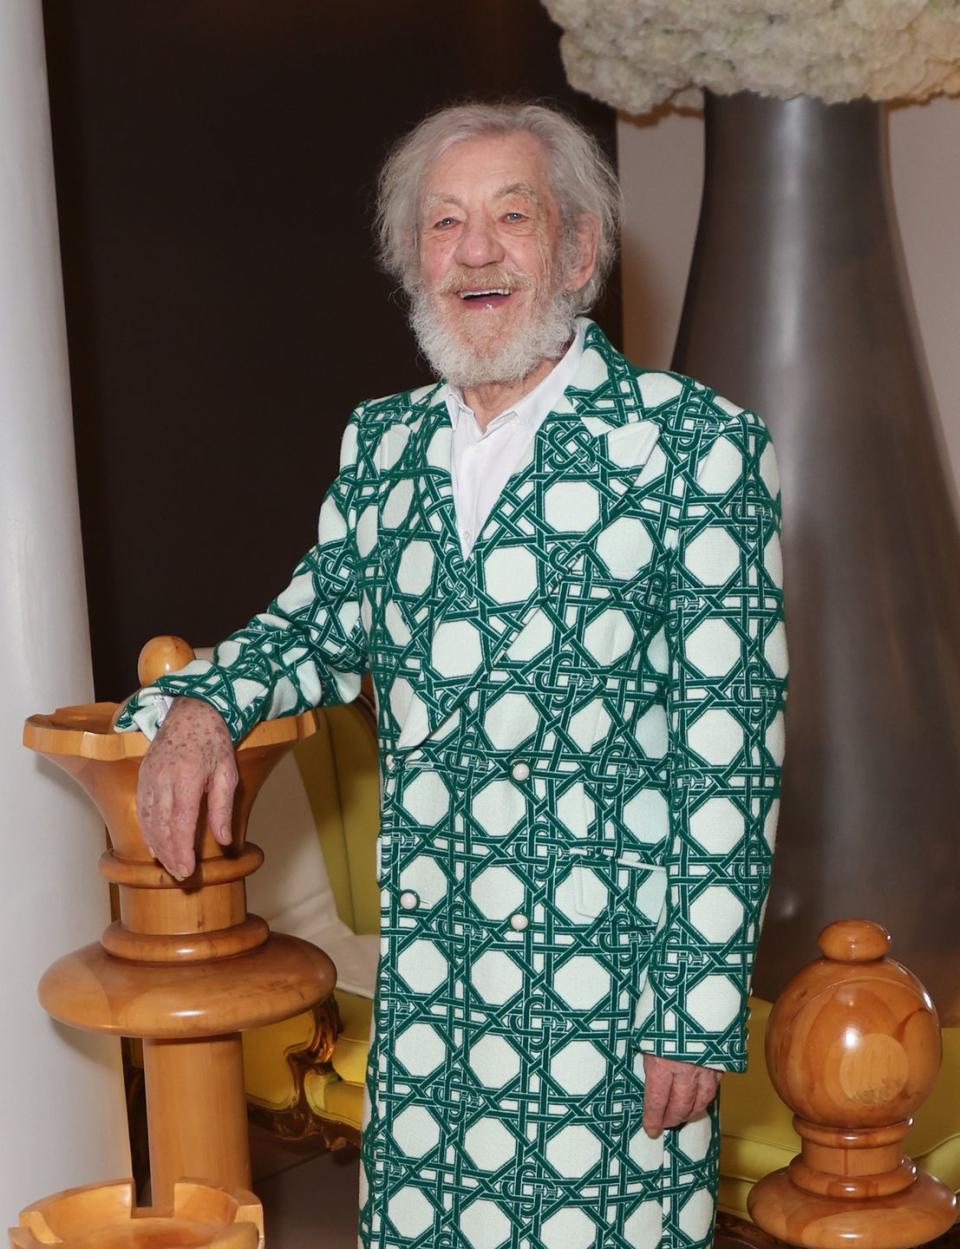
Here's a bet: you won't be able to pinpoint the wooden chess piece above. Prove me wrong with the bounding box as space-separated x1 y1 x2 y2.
748 918 957 1248
13 637 336 1245
12 1180 262 1249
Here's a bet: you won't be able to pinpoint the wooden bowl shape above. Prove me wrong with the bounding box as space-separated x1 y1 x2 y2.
748 918 957 1248
10 1179 262 1249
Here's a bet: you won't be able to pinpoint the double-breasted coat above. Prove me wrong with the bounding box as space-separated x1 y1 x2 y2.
119 320 788 1249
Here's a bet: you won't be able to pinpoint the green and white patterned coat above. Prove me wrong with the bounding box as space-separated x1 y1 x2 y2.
118 320 788 1249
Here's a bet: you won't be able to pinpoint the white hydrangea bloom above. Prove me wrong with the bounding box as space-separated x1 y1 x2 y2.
543 0 960 114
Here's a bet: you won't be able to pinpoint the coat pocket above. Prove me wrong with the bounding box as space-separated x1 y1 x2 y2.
555 850 669 1049
567 849 668 932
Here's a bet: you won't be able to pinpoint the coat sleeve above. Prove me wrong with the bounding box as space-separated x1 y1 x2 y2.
634 405 788 1072
113 405 372 744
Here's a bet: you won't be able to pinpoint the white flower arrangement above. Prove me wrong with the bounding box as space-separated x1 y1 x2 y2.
543 0 960 114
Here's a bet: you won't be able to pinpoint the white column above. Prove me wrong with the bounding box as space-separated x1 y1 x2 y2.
0 2 130 1223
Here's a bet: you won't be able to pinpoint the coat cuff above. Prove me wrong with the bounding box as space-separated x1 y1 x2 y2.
112 659 243 741
632 971 751 1073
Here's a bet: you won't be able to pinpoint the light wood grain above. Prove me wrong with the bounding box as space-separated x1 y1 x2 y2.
39 935 335 1038
144 1040 252 1209
748 919 957 1247
100 915 270 963
11 1178 262 1249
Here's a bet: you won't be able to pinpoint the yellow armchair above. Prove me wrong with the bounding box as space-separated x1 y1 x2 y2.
241 688 378 1150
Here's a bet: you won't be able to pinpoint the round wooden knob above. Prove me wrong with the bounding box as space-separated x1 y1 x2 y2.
818 918 892 962
750 919 956 1246
137 635 195 686
766 918 940 1128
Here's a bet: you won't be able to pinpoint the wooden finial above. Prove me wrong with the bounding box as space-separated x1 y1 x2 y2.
137 636 196 686
818 917 892 963
749 918 956 1247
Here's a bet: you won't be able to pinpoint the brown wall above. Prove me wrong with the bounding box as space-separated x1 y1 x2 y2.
43 1 621 699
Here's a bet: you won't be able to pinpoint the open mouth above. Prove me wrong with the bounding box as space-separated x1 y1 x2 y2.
458 288 512 306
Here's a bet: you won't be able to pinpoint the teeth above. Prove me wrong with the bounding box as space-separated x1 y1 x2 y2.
460 288 510 298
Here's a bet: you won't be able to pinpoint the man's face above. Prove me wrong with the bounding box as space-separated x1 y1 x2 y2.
410 131 589 388
418 132 563 351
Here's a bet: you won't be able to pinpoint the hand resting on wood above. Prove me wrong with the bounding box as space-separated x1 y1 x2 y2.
135 696 238 880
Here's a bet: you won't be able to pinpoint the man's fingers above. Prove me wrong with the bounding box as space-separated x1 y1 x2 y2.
695 1068 721 1114
642 1056 723 1134
155 779 175 830
168 783 204 878
642 1061 674 1135
207 761 238 846
143 783 175 865
662 1071 699 1128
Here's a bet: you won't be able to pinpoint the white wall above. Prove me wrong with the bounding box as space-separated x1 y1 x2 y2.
0 2 129 1224
617 97 960 492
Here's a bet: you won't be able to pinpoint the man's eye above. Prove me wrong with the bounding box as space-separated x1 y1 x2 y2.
504 211 526 222
434 216 457 229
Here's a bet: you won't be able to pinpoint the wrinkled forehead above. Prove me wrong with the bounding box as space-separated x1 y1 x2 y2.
418 131 558 216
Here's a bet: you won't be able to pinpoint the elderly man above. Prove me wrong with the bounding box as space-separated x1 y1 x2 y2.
117 102 787 1249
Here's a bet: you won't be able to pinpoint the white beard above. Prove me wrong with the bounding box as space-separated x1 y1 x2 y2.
409 281 579 389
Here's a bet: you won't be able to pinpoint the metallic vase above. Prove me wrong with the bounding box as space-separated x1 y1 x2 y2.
672 90 960 1022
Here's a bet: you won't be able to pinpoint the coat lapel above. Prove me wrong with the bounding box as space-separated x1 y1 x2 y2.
393 322 667 750
400 394 465 581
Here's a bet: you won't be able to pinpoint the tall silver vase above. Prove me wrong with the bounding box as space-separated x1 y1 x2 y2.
672 90 960 1022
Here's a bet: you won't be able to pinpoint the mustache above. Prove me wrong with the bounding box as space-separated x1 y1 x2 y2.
432 266 535 296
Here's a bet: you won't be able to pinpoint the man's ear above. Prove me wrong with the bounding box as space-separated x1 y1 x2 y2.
565 213 601 294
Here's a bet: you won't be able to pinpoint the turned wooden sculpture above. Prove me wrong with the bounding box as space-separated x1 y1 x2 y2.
14 636 336 1248
748 918 957 1249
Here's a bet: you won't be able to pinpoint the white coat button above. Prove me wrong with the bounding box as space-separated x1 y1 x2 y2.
511 761 530 781
509 913 529 931
399 890 419 910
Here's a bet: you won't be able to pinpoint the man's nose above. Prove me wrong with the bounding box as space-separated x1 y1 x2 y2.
453 217 505 268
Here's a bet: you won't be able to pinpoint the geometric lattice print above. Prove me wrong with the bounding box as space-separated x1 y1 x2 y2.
118 319 788 1249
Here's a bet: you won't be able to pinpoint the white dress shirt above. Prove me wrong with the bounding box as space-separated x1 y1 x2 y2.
440 318 587 557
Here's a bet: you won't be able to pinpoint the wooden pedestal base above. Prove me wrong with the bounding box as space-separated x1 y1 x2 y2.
10 1179 262 1249
716 1211 960 1249
749 1169 957 1249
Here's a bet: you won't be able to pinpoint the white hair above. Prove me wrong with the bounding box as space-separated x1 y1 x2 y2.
376 101 622 313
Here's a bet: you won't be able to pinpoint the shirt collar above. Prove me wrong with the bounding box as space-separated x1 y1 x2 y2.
441 316 588 435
